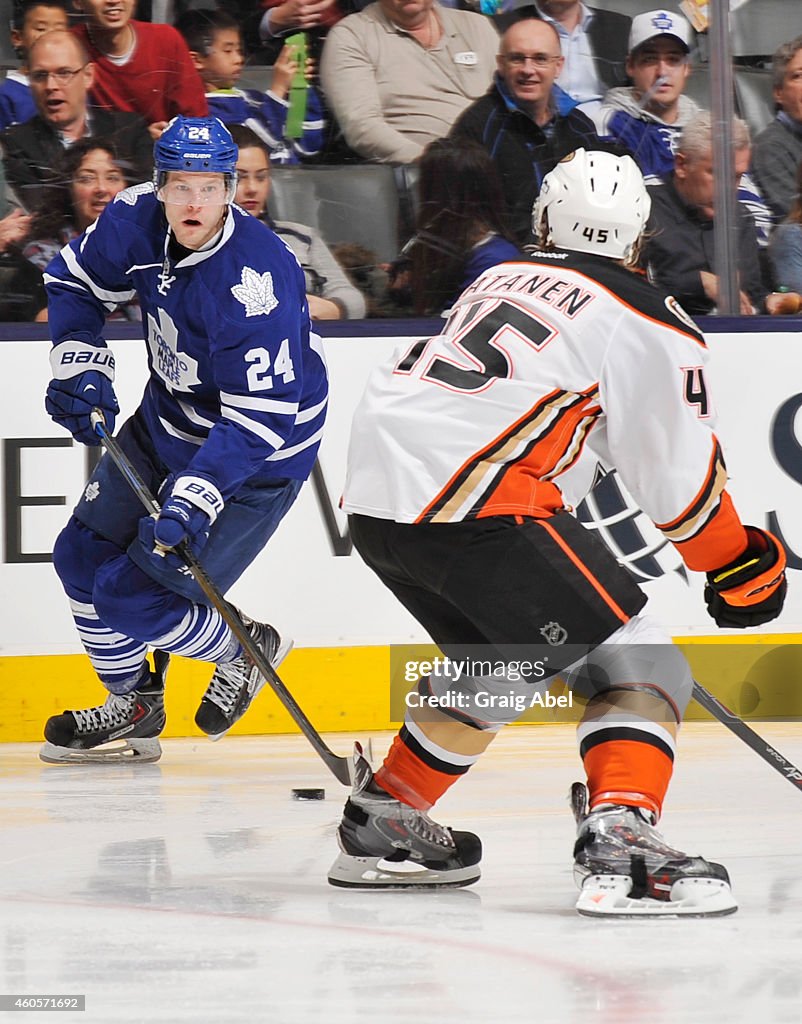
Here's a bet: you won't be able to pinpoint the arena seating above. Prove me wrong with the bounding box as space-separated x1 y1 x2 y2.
730 0 791 58
268 164 406 264
735 67 776 136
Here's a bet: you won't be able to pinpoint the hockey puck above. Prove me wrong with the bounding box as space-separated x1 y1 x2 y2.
291 788 325 801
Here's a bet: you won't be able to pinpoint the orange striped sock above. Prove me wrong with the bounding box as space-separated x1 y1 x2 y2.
375 733 463 811
582 737 674 820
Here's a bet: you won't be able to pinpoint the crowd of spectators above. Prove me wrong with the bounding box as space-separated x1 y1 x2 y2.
229 122 365 318
176 8 326 163
644 111 786 316
0 0 800 321
3 29 152 209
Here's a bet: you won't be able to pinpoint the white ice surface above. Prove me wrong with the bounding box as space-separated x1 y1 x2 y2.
3 723 802 1023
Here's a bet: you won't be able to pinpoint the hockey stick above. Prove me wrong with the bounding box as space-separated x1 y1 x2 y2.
692 679 802 794
90 409 354 787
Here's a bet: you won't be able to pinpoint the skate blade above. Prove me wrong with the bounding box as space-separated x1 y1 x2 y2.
207 636 294 743
575 874 738 918
39 737 162 765
327 852 480 889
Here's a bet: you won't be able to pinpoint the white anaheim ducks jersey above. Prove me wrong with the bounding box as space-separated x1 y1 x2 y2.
343 250 745 573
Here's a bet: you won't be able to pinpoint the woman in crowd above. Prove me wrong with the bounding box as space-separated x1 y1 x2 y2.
407 137 521 316
23 138 139 321
229 123 365 319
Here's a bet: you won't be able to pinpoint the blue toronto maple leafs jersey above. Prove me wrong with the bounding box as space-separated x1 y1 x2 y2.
44 183 328 499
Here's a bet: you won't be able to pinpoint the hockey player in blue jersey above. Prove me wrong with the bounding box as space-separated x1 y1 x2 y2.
40 115 328 763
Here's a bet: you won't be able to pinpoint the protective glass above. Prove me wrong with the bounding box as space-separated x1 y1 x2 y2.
156 177 234 206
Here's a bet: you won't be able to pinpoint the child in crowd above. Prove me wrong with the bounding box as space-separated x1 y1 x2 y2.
175 9 324 165
0 0 68 131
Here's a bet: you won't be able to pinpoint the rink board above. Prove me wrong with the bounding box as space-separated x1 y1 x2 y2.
1 319 802 739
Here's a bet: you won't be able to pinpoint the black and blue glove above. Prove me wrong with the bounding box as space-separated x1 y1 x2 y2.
138 473 225 568
46 342 118 446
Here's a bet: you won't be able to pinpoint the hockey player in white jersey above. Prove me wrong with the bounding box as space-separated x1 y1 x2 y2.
328 149 787 916
41 116 328 763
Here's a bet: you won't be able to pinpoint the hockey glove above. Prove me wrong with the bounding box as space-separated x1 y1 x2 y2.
45 370 119 446
140 473 225 564
704 526 787 629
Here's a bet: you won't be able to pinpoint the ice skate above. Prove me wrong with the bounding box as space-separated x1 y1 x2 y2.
195 613 292 740
570 782 737 917
40 652 169 765
327 743 482 889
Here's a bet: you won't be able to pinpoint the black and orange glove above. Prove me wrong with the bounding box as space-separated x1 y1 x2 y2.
704 526 787 629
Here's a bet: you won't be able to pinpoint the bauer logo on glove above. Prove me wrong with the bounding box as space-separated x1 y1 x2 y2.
145 472 225 560
704 526 787 629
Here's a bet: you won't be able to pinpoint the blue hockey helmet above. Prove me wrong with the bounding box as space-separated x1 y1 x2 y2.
154 116 238 202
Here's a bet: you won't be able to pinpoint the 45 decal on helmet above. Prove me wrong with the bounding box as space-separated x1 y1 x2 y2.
533 148 651 263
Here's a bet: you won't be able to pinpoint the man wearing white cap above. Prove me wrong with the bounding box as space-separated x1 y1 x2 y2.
595 9 772 246
594 10 695 180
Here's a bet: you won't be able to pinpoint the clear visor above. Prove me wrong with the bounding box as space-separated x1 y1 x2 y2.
156 172 236 206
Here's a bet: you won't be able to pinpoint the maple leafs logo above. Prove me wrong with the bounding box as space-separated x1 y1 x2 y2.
115 182 155 206
231 267 279 317
147 307 201 391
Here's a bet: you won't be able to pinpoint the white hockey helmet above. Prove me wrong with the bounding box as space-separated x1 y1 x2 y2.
532 148 652 261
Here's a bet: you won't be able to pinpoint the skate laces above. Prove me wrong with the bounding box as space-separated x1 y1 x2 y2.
354 779 455 851
73 692 137 733
205 658 252 713
409 810 454 848
206 621 274 713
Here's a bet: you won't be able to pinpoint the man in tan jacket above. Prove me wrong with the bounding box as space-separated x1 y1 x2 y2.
320 0 498 163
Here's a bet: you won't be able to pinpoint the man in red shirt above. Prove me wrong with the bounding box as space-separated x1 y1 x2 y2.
73 0 207 137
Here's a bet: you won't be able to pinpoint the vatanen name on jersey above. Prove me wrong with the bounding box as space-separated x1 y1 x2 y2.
461 269 594 319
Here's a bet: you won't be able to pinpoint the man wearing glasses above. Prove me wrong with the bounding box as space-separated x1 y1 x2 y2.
1 30 152 211
450 16 600 244
495 1 631 119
